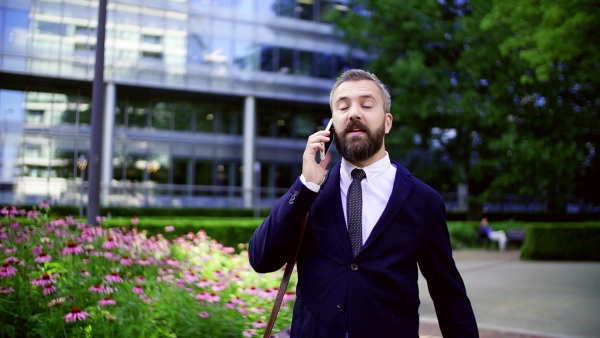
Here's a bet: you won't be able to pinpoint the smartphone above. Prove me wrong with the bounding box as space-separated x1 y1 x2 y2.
320 119 335 161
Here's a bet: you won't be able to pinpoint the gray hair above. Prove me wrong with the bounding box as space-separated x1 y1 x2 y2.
329 69 391 113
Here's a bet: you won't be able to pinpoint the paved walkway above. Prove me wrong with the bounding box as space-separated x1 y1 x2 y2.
418 249 600 338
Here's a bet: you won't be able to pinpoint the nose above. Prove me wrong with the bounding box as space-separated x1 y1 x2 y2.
348 104 361 120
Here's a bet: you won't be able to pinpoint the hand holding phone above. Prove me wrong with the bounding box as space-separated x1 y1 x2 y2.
320 119 334 161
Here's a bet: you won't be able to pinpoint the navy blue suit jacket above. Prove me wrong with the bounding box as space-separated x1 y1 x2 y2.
249 161 478 338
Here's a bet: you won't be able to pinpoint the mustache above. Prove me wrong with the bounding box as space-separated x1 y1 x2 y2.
342 120 369 135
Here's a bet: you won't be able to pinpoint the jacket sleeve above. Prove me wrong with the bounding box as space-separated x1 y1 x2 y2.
248 178 317 273
418 198 479 337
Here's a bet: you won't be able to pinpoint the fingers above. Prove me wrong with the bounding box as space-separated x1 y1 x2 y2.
302 129 332 185
304 130 331 161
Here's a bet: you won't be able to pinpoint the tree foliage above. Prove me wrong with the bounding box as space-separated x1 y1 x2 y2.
331 0 599 216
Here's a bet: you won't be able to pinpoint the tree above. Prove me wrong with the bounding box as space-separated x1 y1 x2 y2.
477 0 600 211
331 0 599 217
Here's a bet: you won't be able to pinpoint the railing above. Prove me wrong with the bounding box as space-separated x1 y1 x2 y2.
4 177 287 210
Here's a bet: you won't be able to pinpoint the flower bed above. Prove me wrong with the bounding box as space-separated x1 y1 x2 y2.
0 203 294 337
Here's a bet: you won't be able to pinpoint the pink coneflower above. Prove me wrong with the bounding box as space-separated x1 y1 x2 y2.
98 296 117 306
43 283 57 296
4 247 16 254
252 320 267 329
132 285 144 294
0 262 17 277
34 252 52 263
80 268 90 277
196 278 212 288
64 307 89 323
137 257 151 266
120 255 133 266
3 256 20 265
32 273 56 286
242 329 256 338
198 311 210 318
102 236 119 250
48 297 66 307
283 290 296 302
212 282 227 292
260 288 277 298
131 215 139 225
195 291 221 303
27 210 39 218
183 269 198 283
88 284 105 293
103 252 119 261
249 306 265 314
243 285 259 295
0 206 18 217
60 241 83 255
0 286 15 294
231 273 242 282
10 222 19 228
133 275 146 284
105 271 123 283
39 200 50 209
33 245 44 255
164 225 175 232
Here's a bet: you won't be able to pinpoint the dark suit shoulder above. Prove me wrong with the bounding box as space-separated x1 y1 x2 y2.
392 160 442 200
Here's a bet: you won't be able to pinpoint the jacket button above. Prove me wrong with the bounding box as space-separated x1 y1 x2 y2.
350 263 358 271
336 304 345 312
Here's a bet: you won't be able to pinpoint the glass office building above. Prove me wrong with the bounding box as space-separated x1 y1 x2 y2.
0 0 366 209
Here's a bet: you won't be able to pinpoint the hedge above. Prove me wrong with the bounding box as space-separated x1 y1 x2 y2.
521 223 600 261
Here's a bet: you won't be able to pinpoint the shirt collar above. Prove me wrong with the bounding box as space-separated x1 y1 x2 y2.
341 152 391 183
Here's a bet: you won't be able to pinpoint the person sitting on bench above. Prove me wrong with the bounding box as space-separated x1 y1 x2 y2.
479 217 507 251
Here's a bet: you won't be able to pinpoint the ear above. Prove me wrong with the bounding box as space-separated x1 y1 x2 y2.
384 113 393 134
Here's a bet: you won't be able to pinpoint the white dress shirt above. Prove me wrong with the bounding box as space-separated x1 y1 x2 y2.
301 152 397 245
340 153 396 244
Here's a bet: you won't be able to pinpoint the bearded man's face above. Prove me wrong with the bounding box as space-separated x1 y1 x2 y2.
334 118 386 164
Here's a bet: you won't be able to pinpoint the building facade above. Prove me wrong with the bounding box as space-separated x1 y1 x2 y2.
0 0 364 209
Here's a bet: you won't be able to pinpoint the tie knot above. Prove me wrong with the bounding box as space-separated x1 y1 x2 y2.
351 169 366 181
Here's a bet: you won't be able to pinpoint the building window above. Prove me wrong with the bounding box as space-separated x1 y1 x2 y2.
74 25 96 36
36 21 65 36
126 101 150 129
260 46 276 72
151 102 173 130
142 34 162 44
142 51 163 60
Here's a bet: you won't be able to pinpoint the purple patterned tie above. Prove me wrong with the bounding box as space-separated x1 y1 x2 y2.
347 169 366 257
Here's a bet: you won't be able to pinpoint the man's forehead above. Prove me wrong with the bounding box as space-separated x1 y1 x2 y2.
333 80 382 100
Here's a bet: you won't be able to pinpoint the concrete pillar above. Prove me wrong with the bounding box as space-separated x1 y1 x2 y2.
242 96 256 209
101 82 115 206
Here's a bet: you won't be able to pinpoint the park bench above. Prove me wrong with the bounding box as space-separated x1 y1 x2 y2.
506 228 525 247
477 227 525 249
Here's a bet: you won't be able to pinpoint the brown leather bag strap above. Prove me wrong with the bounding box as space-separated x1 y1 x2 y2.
263 212 309 338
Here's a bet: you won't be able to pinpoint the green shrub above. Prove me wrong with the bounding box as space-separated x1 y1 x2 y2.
521 223 600 260
100 217 263 249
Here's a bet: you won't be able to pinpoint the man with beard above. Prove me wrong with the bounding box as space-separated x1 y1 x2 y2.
249 69 478 338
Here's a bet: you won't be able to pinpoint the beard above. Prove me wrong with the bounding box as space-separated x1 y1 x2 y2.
334 119 385 163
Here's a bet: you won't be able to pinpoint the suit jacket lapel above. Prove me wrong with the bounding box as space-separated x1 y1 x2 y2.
361 161 413 253
317 163 353 255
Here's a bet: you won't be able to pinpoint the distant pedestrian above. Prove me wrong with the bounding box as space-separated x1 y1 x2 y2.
479 217 507 251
